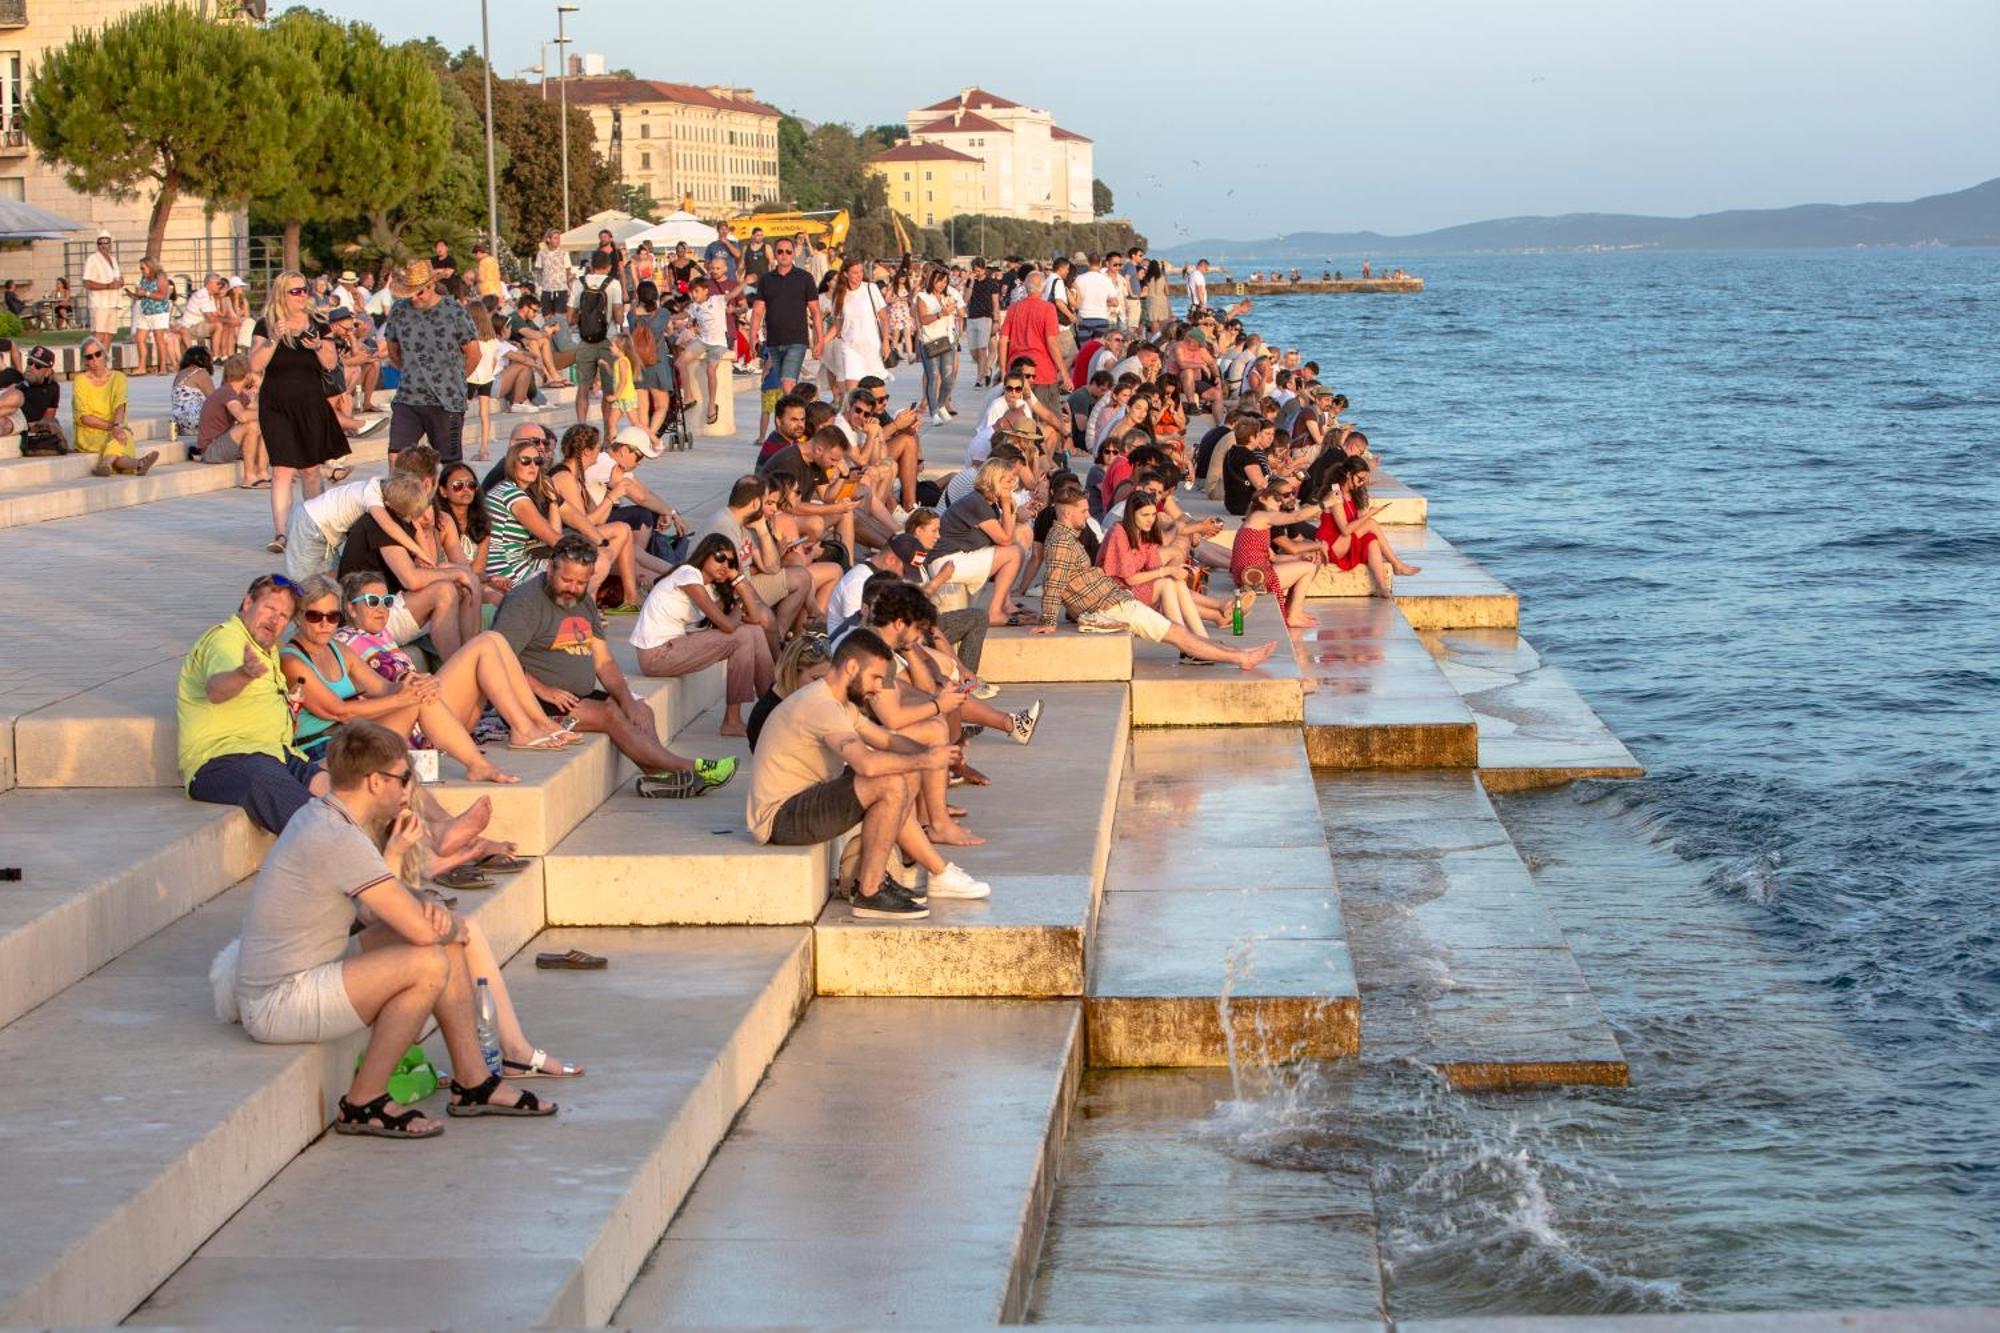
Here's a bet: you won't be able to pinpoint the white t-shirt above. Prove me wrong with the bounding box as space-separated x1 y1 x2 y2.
568 274 625 327
630 564 708 650
1185 267 1208 310
824 560 879 630
468 338 503 385
965 396 1010 465
366 287 395 319
1071 269 1117 322
692 292 730 346
302 476 385 543
181 287 218 328
83 251 122 309
1109 355 1149 383
584 453 621 507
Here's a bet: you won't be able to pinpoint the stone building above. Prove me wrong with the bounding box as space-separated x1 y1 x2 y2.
564 77 782 215
0 0 248 309
899 88 1093 224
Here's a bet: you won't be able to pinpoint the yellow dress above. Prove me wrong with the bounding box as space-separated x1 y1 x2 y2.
73 371 130 456
610 352 639 411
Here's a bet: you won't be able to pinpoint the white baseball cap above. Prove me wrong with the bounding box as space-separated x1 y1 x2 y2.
611 424 662 459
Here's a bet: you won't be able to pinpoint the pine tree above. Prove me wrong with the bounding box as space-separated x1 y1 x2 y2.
24 6 314 259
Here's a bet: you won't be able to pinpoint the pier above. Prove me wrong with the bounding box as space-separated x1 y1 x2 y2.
1 364 1648 1328
1169 276 1426 296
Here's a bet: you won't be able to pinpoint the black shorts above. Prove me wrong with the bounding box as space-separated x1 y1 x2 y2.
539 686 610 717
767 770 863 846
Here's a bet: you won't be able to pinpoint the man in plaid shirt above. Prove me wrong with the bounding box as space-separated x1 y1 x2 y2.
1031 486 1277 670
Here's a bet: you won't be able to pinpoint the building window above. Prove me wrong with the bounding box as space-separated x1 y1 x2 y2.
640 151 651 169
923 171 932 181
640 123 650 139
0 176 23 202
0 51 20 133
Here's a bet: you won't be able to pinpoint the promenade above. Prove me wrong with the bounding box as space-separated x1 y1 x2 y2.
0 356 1697 1328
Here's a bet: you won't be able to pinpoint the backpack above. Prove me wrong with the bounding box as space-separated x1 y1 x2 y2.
576 276 610 343
630 316 659 368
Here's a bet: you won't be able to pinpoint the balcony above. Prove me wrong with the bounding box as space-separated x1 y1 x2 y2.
0 127 29 156
0 0 24 28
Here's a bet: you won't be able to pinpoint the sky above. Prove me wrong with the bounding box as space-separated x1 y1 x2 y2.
339 0 2000 242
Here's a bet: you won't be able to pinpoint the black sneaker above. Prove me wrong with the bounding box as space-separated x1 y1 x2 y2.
851 881 930 920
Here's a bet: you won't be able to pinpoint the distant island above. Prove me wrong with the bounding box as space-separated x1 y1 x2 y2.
1156 177 2000 260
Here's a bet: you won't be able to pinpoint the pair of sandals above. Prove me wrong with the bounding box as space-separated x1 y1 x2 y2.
431 850 531 891
333 1071 558 1140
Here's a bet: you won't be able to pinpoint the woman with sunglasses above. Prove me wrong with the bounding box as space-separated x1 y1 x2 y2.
434 462 509 607
764 471 844 615
631 533 775 737
250 270 350 556
74 337 159 477
281 575 520 784
131 256 176 377
329 571 580 755
744 632 833 752
482 436 567 586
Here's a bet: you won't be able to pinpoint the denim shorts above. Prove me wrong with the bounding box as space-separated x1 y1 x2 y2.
764 343 807 387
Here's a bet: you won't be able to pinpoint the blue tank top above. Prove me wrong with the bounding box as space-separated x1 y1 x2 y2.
282 643 357 755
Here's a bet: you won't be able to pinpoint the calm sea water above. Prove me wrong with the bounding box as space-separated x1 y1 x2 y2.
1221 250 1999 1315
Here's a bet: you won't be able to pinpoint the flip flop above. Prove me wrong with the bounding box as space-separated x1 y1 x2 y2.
535 949 607 970
476 852 531 874
432 864 494 890
507 731 571 751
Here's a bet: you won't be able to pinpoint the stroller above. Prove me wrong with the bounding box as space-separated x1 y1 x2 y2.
657 370 694 451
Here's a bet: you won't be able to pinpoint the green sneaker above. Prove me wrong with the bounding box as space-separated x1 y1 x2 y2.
693 756 737 789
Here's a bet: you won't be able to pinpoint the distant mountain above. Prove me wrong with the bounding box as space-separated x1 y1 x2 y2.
1156 178 2000 261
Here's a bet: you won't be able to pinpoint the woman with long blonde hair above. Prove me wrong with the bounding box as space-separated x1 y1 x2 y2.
249 271 349 554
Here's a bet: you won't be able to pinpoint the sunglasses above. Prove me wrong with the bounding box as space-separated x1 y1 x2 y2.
299 608 341 625
286 286 307 296
347 593 393 608
83 350 105 361
774 248 794 255
445 479 476 492
515 457 543 468
378 767 415 787
1003 385 1025 394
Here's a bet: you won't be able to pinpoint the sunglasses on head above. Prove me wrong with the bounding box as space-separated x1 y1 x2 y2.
299 608 341 625
347 592 393 608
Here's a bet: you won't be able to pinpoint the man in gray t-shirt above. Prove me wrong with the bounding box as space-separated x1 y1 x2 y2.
491 536 738 796
231 720 553 1138
382 258 479 464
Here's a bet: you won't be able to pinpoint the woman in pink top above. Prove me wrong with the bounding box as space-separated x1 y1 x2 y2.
1098 495 1232 638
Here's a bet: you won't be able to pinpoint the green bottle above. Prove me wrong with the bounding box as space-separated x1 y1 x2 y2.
1231 592 1245 637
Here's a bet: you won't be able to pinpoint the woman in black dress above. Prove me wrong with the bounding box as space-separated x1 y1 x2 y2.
250 269 349 554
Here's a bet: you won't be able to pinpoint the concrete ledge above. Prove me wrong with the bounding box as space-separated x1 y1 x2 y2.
0 410 176 462
0 790 270 1029
617 997 1082 1327
131 926 813 1330
1129 587 1302 727
0 439 189 491
1424 627 1645 789
813 682 1128 998
545 711 830 926
976 625 1132 683
0 863 543 1327
1297 601 1479 770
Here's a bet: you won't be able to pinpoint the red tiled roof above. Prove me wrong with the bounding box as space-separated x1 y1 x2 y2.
919 87 1022 112
911 111 1007 136
870 142 981 165
562 78 779 118
1051 125 1092 143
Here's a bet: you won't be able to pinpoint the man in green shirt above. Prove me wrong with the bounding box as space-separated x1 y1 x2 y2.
179 573 329 831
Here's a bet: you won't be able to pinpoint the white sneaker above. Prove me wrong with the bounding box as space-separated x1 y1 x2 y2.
508 402 537 414
1010 699 1042 745
927 862 991 900
892 504 912 527
931 411 948 426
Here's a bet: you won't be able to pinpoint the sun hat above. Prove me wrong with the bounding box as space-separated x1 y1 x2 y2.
387 259 436 298
339 269 359 283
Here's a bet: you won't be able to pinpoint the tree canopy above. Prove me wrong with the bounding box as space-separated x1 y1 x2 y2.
25 5 313 257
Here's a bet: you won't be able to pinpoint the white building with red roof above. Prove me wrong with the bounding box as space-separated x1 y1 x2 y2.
902 88 1094 223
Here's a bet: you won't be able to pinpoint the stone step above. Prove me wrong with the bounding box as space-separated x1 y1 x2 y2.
0 453 256 529
1317 769 1628 1090
13 644 722 855
0 790 269 1031
615 997 1082 1327
0 412 178 462
1296 600 1479 769
1310 524 1519 630
1129 581 1303 727
812 681 1128 998
1086 728 1359 1067
1366 467 1428 525
0 441 190 491
1421 627 1645 791
0 862 544 1327
130 925 812 1330
1029 1068 1385 1326
544 708 832 927
976 624 1132 684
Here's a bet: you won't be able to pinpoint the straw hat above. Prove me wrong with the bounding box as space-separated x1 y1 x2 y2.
387 258 436 298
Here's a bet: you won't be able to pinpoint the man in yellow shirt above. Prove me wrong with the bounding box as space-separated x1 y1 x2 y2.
179 573 329 831
472 241 503 301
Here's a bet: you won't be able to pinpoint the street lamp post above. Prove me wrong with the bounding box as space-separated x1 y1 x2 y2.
556 4 579 232
479 0 501 254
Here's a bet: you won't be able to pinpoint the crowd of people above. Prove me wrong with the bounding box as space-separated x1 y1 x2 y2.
151 222 1420 1142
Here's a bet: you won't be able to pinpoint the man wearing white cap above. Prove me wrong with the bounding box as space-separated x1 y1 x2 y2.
592 424 687 564
82 231 123 346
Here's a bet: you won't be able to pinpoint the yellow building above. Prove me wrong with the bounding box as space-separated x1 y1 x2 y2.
0 0 247 305
565 78 781 214
865 142 984 228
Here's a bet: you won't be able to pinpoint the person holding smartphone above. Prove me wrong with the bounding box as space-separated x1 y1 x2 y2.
251 270 351 555
1314 454 1420 596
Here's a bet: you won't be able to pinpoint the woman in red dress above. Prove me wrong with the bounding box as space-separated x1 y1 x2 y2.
1315 455 1420 596
1230 484 1322 627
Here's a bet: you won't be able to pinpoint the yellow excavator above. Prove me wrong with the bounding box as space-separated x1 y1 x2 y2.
725 207 850 260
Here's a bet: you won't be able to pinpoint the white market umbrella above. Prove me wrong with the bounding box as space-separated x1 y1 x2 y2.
558 210 653 250
625 211 719 249
0 200 90 241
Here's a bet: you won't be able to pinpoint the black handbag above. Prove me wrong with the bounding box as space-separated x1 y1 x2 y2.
921 334 952 360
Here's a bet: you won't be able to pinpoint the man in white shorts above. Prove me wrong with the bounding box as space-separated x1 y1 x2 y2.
286 444 438 581
230 720 555 1138
1032 487 1276 669
81 230 123 344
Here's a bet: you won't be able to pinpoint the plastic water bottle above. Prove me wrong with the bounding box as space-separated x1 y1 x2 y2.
1231 591 1245 637
474 978 502 1078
